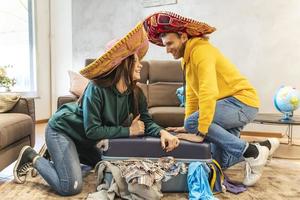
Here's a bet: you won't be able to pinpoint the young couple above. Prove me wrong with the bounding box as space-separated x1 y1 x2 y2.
14 12 279 196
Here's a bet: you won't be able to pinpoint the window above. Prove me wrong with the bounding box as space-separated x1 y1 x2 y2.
0 0 36 92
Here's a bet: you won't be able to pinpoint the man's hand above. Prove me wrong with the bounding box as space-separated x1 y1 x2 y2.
176 133 204 143
129 115 145 137
165 126 187 133
160 130 180 152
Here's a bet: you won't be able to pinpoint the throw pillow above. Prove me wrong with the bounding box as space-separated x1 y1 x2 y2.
68 70 89 97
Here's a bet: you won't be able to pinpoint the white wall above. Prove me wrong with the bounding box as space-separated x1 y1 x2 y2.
72 0 143 70
34 0 51 120
49 0 73 113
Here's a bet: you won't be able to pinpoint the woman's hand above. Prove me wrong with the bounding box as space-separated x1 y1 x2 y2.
129 115 145 137
165 126 187 133
176 133 204 143
160 130 180 152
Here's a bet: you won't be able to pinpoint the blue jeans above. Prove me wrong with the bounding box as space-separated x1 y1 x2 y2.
184 97 258 169
34 125 101 196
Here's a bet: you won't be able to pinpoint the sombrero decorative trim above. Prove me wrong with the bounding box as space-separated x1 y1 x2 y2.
143 11 216 46
79 22 149 79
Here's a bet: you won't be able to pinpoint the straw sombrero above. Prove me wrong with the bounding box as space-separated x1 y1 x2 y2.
80 22 149 79
143 11 216 46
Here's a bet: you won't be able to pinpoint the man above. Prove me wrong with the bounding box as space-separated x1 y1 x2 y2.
143 11 279 186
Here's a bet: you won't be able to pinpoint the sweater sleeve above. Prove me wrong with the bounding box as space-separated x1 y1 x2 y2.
82 83 130 140
138 89 162 137
192 47 219 134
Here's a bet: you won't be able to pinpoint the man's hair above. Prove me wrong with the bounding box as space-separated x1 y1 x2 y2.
160 32 209 40
159 32 181 39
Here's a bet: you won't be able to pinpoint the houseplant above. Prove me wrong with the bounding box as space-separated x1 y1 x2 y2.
0 65 16 92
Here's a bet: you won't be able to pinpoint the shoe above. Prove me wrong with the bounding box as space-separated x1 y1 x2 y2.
13 146 39 184
267 138 280 158
31 144 51 177
243 144 269 186
258 138 280 164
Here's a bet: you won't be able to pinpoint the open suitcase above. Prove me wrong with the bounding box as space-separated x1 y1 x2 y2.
102 137 212 192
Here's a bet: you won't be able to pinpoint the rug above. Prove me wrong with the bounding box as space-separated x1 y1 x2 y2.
0 158 299 200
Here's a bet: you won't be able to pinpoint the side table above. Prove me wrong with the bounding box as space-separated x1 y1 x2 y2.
253 113 300 159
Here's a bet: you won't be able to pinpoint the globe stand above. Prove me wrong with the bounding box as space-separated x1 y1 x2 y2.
279 112 295 122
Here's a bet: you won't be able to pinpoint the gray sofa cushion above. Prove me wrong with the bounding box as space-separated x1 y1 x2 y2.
148 60 183 83
140 61 149 84
57 95 78 109
0 113 33 149
137 83 148 103
8 97 35 122
148 82 183 107
149 106 185 127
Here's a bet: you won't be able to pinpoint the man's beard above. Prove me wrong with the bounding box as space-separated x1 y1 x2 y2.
177 41 186 58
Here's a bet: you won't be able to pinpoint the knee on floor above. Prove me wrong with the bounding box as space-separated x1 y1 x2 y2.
58 180 83 196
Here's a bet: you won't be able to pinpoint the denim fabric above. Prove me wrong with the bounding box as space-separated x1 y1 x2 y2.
184 97 258 169
34 125 101 196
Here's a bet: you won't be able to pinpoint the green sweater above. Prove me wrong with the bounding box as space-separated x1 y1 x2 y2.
48 82 162 146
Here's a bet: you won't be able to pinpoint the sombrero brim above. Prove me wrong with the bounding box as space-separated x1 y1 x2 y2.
143 11 216 46
80 22 149 80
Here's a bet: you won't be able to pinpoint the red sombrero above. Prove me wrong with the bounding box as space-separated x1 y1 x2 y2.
143 11 216 46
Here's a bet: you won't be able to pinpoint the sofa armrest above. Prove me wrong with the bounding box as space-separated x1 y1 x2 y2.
57 95 78 109
7 97 35 147
8 97 35 122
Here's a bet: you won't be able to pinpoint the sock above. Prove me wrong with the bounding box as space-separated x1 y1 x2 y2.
259 140 271 150
32 155 41 166
243 144 259 159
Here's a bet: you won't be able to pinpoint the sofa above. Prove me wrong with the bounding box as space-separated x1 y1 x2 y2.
58 60 185 128
0 97 35 171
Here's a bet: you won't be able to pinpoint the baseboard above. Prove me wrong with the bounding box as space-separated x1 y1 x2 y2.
241 131 284 138
35 119 49 124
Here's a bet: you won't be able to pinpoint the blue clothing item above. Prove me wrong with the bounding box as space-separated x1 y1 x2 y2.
176 86 185 107
188 162 217 200
184 96 258 169
34 125 101 196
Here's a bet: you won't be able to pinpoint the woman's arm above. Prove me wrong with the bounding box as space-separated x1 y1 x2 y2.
137 88 180 151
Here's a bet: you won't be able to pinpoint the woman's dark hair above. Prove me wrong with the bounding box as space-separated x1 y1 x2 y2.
93 54 135 89
78 54 141 117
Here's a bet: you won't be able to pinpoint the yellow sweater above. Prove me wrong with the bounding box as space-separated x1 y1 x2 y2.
183 38 260 134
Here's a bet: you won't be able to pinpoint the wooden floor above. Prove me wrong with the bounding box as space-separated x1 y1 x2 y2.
1 123 300 199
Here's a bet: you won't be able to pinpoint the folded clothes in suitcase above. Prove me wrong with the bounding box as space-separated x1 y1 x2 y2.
102 137 212 192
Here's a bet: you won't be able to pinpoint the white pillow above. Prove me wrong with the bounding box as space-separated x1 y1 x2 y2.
68 70 89 97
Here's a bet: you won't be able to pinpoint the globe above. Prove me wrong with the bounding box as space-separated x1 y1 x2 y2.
274 86 300 120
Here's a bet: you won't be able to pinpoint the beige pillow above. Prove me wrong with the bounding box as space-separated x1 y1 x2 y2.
68 70 89 97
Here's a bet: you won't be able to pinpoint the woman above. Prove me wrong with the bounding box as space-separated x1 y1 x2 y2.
13 23 179 196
